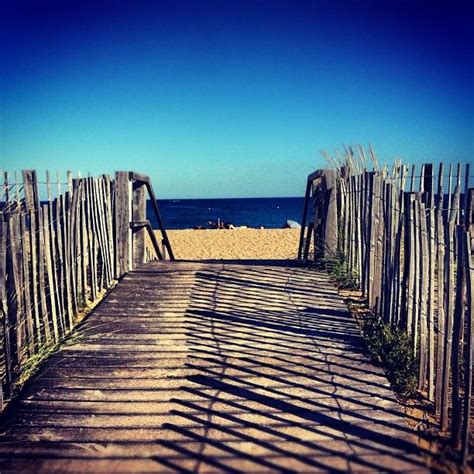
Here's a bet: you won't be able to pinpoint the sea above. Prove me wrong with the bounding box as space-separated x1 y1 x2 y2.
148 197 307 230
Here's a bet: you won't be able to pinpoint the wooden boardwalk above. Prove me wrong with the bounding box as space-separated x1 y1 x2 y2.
0 261 429 473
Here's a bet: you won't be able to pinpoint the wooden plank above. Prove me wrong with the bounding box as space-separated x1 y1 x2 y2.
343 173 350 266
67 171 73 194
3 172 10 211
462 163 470 225
42 203 59 342
14 172 20 212
360 172 370 296
95 177 108 290
37 206 51 343
435 163 445 414
141 177 174 261
98 177 112 286
76 173 84 305
104 175 115 284
85 178 97 300
87 178 101 294
298 179 312 259
411 194 420 351
426 201 436 401
92 178 106 292
22 171 42 346
302 222 314 260
468 188 474 244
385 182 396 324
323 170 338 259
356 174 363 281
450 225 466 449
374 175 385 316
421 164 436 400
404 193 416 336
54 197 66 336
0 219 13 399
145 223 164 260
440 185 460 431
22 170 36 211
409 164 416 192
115 172 131 278
350 175 356 270
6 213 23 371
461 230 473 465
365 172 375 302
446 164 453 223
340 174 348 260
417 198 428 390
61 193 73 330
46 171 63 324
311 176 324 262
392 188 403 326
132 182 146 269
19 212 34 356
69 188 78 317
379 181 389 322
28 208 42 346
80 180 89 305
456 163 462 225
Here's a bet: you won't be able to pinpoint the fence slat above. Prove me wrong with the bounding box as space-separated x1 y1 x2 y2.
54 197 66 336
6 213 23 371
461 230 473 465
418 198 428 390
0 219 12 399
42 203 59 342
435 163 446 414
440 186 459 431
19 212 34 356
62 193 73 329
450 225 466 448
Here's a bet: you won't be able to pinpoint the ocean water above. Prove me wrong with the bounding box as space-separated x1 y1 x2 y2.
148 197 307 230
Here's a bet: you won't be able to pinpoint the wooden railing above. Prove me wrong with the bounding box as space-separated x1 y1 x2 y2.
0 170 172 409
299 161 473 464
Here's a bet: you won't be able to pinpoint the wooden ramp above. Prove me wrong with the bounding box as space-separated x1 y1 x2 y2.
0 261 429 473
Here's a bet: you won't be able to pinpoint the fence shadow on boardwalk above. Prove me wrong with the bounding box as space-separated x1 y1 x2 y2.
0 260 433 472
161 261 433 472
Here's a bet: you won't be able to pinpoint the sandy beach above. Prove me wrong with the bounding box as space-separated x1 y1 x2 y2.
160 228 301 260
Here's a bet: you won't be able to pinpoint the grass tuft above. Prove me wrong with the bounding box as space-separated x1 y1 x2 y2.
360 313 418 396
322 250 359 290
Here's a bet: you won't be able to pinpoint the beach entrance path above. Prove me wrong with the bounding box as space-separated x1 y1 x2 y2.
0 260 429 473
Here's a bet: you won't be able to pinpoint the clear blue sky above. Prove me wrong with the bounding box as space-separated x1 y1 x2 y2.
1 0 473 198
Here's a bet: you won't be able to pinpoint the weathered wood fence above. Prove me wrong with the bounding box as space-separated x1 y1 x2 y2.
0 170 173 409
299 160 473 464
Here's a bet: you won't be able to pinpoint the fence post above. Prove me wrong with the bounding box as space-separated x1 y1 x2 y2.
298 179 312 259
115 172 132 279
310 175 322 262
323 169 338 259
132 179 147 268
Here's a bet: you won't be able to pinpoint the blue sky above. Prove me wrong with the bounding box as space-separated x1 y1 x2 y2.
1 0 473 198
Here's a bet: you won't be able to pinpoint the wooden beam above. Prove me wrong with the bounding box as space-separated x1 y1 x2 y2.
115 172 131 278
298 179 312 259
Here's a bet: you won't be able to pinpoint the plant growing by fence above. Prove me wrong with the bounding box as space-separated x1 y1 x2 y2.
360 312 418 395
